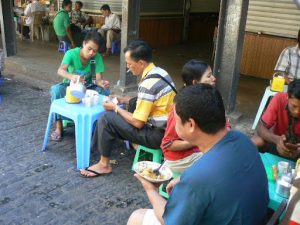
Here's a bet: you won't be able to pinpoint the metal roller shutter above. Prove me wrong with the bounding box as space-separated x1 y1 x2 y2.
246 0 300 38
140 0 183 15
190 0 220 13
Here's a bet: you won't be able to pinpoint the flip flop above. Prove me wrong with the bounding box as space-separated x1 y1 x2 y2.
80 167 111 178
50 131 62 141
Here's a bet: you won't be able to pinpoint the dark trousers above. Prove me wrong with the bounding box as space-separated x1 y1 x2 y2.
57 32 84 47
91 112 165 157
17 20 29 37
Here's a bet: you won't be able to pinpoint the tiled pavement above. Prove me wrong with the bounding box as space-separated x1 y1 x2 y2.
0 78 150 225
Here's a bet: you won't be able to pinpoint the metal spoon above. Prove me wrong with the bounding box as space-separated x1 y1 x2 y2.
153 160 166 176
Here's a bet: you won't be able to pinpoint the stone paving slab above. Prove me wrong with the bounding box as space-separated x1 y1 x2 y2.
0 78 150 225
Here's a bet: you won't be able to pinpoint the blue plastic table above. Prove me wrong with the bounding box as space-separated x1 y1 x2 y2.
42 96 105 169
260 153 295 210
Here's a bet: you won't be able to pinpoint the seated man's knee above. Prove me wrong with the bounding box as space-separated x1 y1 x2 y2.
107 30 114 39
50 83 66 100
99 112 118 126
98 29 105 37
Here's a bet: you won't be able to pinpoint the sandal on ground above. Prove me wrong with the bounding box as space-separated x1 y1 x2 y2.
80 167 111 178
50 131 63 141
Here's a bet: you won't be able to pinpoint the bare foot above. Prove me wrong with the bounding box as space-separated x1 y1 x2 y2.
51 129 63 141
80 162 112 177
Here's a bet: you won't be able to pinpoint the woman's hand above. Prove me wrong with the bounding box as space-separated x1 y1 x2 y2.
166 176 180 194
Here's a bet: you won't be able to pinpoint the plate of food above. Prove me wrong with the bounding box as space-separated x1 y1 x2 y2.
134 161 173 183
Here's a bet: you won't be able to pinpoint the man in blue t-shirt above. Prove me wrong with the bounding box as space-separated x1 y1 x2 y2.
127 84 269 225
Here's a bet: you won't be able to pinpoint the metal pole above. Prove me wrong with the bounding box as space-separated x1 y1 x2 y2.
0 0 7 57
182 0 191 43
115 0 140 93
0 0 17 57
213 0 249 113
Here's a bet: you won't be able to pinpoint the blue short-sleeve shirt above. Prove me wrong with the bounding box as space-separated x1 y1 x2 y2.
163 131 269 225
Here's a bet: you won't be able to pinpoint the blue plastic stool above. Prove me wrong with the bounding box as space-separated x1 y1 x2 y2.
42 97 106 169
111 40 121 54
58 41 70 53
0 77 4 86
131 145 163 171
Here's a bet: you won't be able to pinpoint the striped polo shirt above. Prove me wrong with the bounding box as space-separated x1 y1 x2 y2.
275 44 300 80
133 63 176 128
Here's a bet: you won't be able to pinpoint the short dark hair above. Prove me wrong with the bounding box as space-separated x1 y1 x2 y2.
182 60 210 86
100 4 110 11
83 31 101 47
175 84 226 134
75 1 83 8
288 79 300 99
298 29 300 44
123 40 152 62
62 0 72 8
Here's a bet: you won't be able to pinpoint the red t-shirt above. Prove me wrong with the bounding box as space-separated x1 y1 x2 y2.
161 108 231 161
261 92 300 136
161 108 199 161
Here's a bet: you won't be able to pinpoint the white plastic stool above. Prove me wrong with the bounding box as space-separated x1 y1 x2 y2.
252 85 287 130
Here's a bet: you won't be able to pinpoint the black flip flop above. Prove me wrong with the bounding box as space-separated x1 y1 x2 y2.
80 167 111 178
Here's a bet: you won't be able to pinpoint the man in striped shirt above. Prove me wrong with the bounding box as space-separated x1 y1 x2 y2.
275 29 300 83
80 40 176 177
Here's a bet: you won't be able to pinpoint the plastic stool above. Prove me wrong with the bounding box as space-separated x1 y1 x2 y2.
0 77 4 86
131 145 163 171
62 120 74 128
111 40 120 54
159 172 181 199
252 85 287 130
58 41 70 53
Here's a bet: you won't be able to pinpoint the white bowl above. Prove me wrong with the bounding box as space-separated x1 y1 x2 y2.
134 161 173 183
